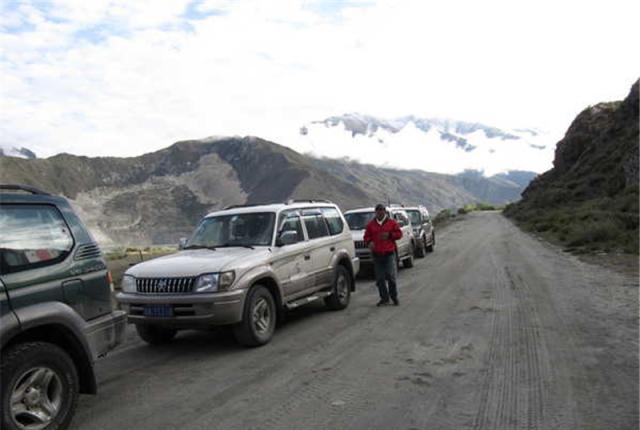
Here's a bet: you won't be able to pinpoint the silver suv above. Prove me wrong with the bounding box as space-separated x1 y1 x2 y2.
403 205 435 257
343 207 416 270
116 200 359 347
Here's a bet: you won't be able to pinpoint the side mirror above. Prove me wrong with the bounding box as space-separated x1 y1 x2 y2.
178 237 188 249
276 230 298 246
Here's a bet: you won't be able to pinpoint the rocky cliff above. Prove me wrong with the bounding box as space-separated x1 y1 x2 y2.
505 80 639 253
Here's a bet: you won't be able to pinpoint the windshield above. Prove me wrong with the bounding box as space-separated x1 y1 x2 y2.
187 212 276 248
344 211 374 230
406 210 421 226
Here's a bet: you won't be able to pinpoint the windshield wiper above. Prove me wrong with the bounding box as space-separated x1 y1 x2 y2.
217 243 255 250
183 245 217 250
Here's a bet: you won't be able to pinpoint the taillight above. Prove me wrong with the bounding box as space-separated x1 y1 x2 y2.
107 271 114 291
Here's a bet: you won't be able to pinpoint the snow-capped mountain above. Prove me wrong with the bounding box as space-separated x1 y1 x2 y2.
295 113 556 176
0 143 37 159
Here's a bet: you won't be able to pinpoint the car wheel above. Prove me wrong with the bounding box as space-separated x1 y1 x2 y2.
415 237 426 258
233 285 276 347
403 245 414 268
135 325 177 345
426 232 435 252
1 342 79 430
325 266 351 310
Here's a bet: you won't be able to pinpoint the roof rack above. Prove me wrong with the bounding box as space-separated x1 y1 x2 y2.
0 184 51 195
223 203 264 210
285 199 333 205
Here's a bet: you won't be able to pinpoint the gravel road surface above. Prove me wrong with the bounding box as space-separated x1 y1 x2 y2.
71 211 639 430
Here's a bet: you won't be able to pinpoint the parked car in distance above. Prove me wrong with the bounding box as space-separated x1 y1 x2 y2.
343 207 416 270
403 205 436 257
0 184 126 430
116 200 359 347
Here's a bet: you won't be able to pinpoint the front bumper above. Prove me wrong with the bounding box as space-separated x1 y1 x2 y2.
84 310 127 359
352 256 360 277
116 289 247 328
355 248 373 265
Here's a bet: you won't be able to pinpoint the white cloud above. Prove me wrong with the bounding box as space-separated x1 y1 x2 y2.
0 0 638 173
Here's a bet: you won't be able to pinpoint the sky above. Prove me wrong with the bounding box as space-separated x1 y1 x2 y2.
1 0 639 171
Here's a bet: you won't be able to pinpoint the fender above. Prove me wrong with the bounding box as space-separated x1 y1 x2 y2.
329 249 355 289
0 311 21 350
9 302 97 393
233 264 284 298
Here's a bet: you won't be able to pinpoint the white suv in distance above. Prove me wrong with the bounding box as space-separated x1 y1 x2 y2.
343 207 416 270
403 205 435 257
116 200 359 347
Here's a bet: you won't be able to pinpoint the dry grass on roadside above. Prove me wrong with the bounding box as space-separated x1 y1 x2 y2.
106 247 177 289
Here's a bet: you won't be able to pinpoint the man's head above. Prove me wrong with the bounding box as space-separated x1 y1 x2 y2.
374 203 386 221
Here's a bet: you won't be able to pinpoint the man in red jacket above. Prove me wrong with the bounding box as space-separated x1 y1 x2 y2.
364 204 403 306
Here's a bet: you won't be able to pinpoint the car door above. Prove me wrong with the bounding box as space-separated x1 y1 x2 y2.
392 211 412 257
300 209 335 290
271 211 312 298
422 208 433 241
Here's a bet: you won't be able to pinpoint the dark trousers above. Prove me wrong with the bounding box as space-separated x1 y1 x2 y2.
373 253 397 301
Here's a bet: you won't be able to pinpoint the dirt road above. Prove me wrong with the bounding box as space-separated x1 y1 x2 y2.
71 212 639 430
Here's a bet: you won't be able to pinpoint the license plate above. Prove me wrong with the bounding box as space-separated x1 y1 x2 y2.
143 304 173 318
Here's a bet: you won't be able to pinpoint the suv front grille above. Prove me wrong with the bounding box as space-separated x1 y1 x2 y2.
354 240 367 249
136 277 196 294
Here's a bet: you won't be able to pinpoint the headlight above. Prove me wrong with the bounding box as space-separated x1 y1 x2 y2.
121 275 137 293
194 271 235 293
219 271 235 289
195 273 218 292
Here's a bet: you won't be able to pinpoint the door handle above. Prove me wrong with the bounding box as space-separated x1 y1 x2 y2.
330 247 335 252
304 255 311 260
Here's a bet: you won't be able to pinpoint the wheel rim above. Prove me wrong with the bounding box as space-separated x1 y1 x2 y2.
10 367 63 430
252 297 272 335
336 273 349 303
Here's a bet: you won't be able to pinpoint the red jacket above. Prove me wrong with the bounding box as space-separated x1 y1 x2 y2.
364 216 403 255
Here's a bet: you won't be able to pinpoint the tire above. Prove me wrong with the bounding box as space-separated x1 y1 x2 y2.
403 252 414 268
233 285 276 347
402 242 415 268
1 342 79 430
135 325 177 345
415 237 426 258
426 232 435 252
325 266 351 310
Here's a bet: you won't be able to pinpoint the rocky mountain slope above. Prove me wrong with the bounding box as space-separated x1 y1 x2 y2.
0 142 37 159
505 80 639 254
2 136 531 246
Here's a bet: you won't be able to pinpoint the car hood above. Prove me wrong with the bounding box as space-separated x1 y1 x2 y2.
350 230 365 241
125 248 272 278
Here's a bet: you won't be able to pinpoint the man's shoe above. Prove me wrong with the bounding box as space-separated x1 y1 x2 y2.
392 298 399 306
376 300 390 307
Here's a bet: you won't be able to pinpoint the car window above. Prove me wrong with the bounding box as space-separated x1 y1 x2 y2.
0 204 74 274
303 214 330 239
344 211 374 230
406 210 421 226
393 212 409 227
320 207 344 235
187 212 275 247
279 215 304 244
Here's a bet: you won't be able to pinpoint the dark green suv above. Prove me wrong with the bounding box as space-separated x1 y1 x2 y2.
0 185 126 430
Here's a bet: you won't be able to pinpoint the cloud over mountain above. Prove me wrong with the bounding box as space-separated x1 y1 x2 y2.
288 114 556 176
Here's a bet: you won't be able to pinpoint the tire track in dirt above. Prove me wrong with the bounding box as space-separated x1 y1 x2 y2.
473 250 551 430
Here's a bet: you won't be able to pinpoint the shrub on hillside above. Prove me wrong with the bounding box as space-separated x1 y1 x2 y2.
433 209 453 226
